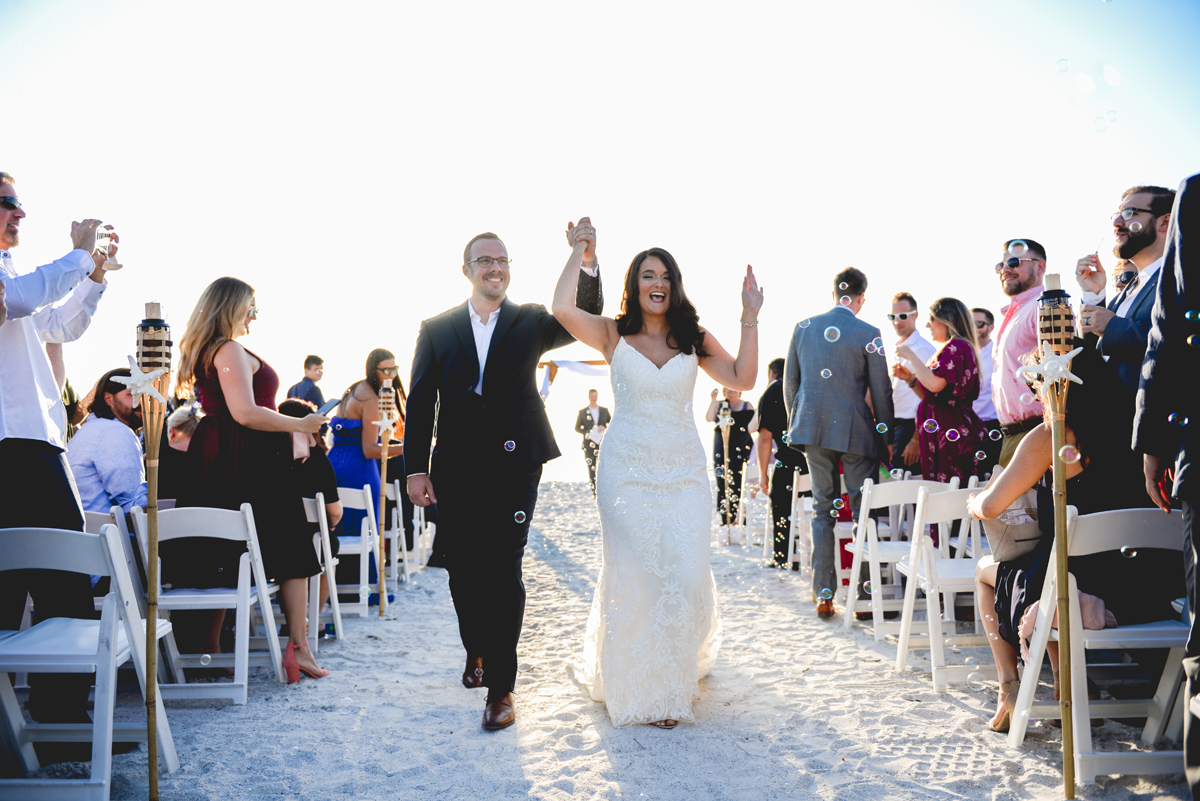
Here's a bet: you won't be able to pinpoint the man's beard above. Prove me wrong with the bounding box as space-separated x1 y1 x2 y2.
1115 225 1155 260
1002 273 1038 297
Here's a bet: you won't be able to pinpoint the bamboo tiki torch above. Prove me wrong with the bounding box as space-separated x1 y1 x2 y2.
376 380 396 617
137 302 171 801
1037 273 1077 798
719 399 733 546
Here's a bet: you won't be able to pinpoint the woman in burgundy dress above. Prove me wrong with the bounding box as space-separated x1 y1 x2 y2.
892 297 987 484
175 276 331 682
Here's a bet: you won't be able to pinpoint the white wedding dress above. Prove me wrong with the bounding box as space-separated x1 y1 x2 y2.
580 337 722 726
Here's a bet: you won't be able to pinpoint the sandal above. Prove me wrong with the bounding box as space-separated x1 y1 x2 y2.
988 681 1019 732
651 719 678 729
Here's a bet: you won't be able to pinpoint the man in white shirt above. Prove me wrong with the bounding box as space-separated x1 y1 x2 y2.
0 171 117 736
971 307 1002 474
1076 184 1176 396
67 368 149 514
887 292 936 469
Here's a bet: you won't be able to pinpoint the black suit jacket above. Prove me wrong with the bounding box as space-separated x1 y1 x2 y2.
574 405 611 447
405 270 602 475
1092 268 1162 396
1134 173 1198 500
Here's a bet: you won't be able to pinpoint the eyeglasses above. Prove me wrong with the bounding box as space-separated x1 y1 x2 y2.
1110 207 1153 224
0 197 21 211
247 304 259 320
1114 270 1137 288
994 257 1040 274
467 257 512 268
377 366 399 376
973 320 992 329
886 312 916 322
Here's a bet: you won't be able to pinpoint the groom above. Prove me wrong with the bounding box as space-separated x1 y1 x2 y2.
405 224 602 730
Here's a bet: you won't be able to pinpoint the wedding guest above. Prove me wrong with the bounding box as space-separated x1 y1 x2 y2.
0 170 119 740
888 293 936 469
175 276 329 682
158 403 203 503
971 345 1181 732
892 297 987 484
66 367 148 513
755 357 808 568
992 239 1047 467
706 387 755 525
287 355 326 407
574 389 610 496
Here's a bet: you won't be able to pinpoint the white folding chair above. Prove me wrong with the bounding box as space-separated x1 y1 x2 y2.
131 504 286 705
412 504 436 569
894 486 993 690
302 493 344 652
1007 507 1188 782
843 477 960 637
84 509 144 617
335 486 380 618
384 481 412 584
0 524 179 800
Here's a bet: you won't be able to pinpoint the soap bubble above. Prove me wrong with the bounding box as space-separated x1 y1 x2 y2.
839 295 852 306
975 450 987 462
782 433 791 443
839 282 848 290
1120 546 1138 558
1103 63 1122 86
819 588 833 600
358 585 371 601
340 697 355 715
1009 240 1029 257
799 318 812 329
200 653 212 666
1019 392 1035 405
833 498 844 509
872 337 884 350
775 460 784 470
866 342 877 354
504 440 516 452
1190 335 1200 348
617 383 627 391
1106 109 1119 122
1058 444 1080 464
923 419 939 434
514 511 527 524
586 458 592 465
1128 221 1143 233
876 423 888 434
890 468 903 479
989 429 1003 441
966 672 984 683
1094 117 1108 133
824 326 841 342
1056 58 1069 72
821 369 833 379
965 657 978 667
945 429 961 442
1184 310 1199 322
1169 413 1189 428
829 509 839 518
863 580 873 594
1068 99 1079 109
685 401 693 413
614 498 627 514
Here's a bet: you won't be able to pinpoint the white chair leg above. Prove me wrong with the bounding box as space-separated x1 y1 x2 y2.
1143 646 1187 744
843 519 869 630
927 584 946 692
895 561 921 671
868 535 887 642
307 573 320 654
90 601 120 793
0 673 37 773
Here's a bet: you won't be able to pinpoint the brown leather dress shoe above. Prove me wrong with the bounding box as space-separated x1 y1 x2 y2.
816 599 835 618
483 692 516 730
462 655 484 689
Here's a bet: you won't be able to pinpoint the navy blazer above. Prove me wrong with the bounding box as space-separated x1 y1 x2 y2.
1095 267 1162 396
404 270 602 475
1134 173 1199 499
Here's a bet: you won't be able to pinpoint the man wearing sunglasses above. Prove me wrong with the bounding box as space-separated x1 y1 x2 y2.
1075 185 1176 396
992 238 1047 466
0 171 121 747
886 292 935 468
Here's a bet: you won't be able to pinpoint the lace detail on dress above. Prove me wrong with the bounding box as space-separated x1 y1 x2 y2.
580 338 721 726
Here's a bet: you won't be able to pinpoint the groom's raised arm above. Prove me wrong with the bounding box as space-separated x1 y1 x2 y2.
404 320 438 478
541 265 603 353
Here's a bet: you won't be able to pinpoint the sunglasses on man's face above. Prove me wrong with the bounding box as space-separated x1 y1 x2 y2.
0 197 21 211
994 257 1040 274
973 320 992 329
887 312 916 322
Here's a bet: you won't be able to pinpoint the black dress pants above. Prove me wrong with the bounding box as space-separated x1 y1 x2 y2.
432 455 542 694
1181 497 1200 799
582 439 600 496
0 439 95 725
770 464 797 567
716 455 746 526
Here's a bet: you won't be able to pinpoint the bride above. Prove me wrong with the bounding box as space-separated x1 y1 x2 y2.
552 218 763 728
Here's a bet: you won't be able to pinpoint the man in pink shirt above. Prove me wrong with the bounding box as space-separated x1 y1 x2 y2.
991 238 1047 466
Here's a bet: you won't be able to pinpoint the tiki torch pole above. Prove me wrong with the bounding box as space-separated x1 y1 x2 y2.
136 303 171 801
1037 273 1077 798
376 380 396 617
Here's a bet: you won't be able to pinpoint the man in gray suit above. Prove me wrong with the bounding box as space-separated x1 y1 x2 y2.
784 267 894 617
1076 184 1176 396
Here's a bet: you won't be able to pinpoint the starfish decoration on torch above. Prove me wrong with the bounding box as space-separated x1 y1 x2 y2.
1015 342 1084 386
109 355 167 407
372 410 400 443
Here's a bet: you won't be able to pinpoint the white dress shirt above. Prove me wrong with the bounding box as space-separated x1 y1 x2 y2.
0 249 94 319
890 330 937 419
0 249 106 448
67 414 148 513
972 339 998 421
467 300 501 395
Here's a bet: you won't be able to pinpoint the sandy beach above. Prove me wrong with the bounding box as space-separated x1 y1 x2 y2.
61 480 1190 800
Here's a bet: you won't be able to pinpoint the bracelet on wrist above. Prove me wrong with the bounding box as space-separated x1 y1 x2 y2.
907 377 918 388
581 258 598 270
740 319 759 328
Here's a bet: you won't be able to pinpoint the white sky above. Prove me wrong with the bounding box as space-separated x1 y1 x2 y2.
5 0 1198 481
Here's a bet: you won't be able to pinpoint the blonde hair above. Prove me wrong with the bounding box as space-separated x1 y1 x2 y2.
177 277 255 396
928 297 980 362
167 404 203 437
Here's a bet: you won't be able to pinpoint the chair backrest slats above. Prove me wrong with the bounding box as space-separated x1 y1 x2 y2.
1068 508 1184 557
0 527 111 576
915 487 977 528
863 477 960 510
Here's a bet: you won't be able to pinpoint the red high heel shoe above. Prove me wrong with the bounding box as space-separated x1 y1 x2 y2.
283 642 330 683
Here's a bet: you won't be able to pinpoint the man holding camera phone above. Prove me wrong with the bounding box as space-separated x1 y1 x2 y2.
0 170 122 752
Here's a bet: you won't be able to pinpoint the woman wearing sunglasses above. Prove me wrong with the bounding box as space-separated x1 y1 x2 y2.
328 348 406 574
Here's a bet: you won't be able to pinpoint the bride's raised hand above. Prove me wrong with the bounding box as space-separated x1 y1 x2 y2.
741 264 763 321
